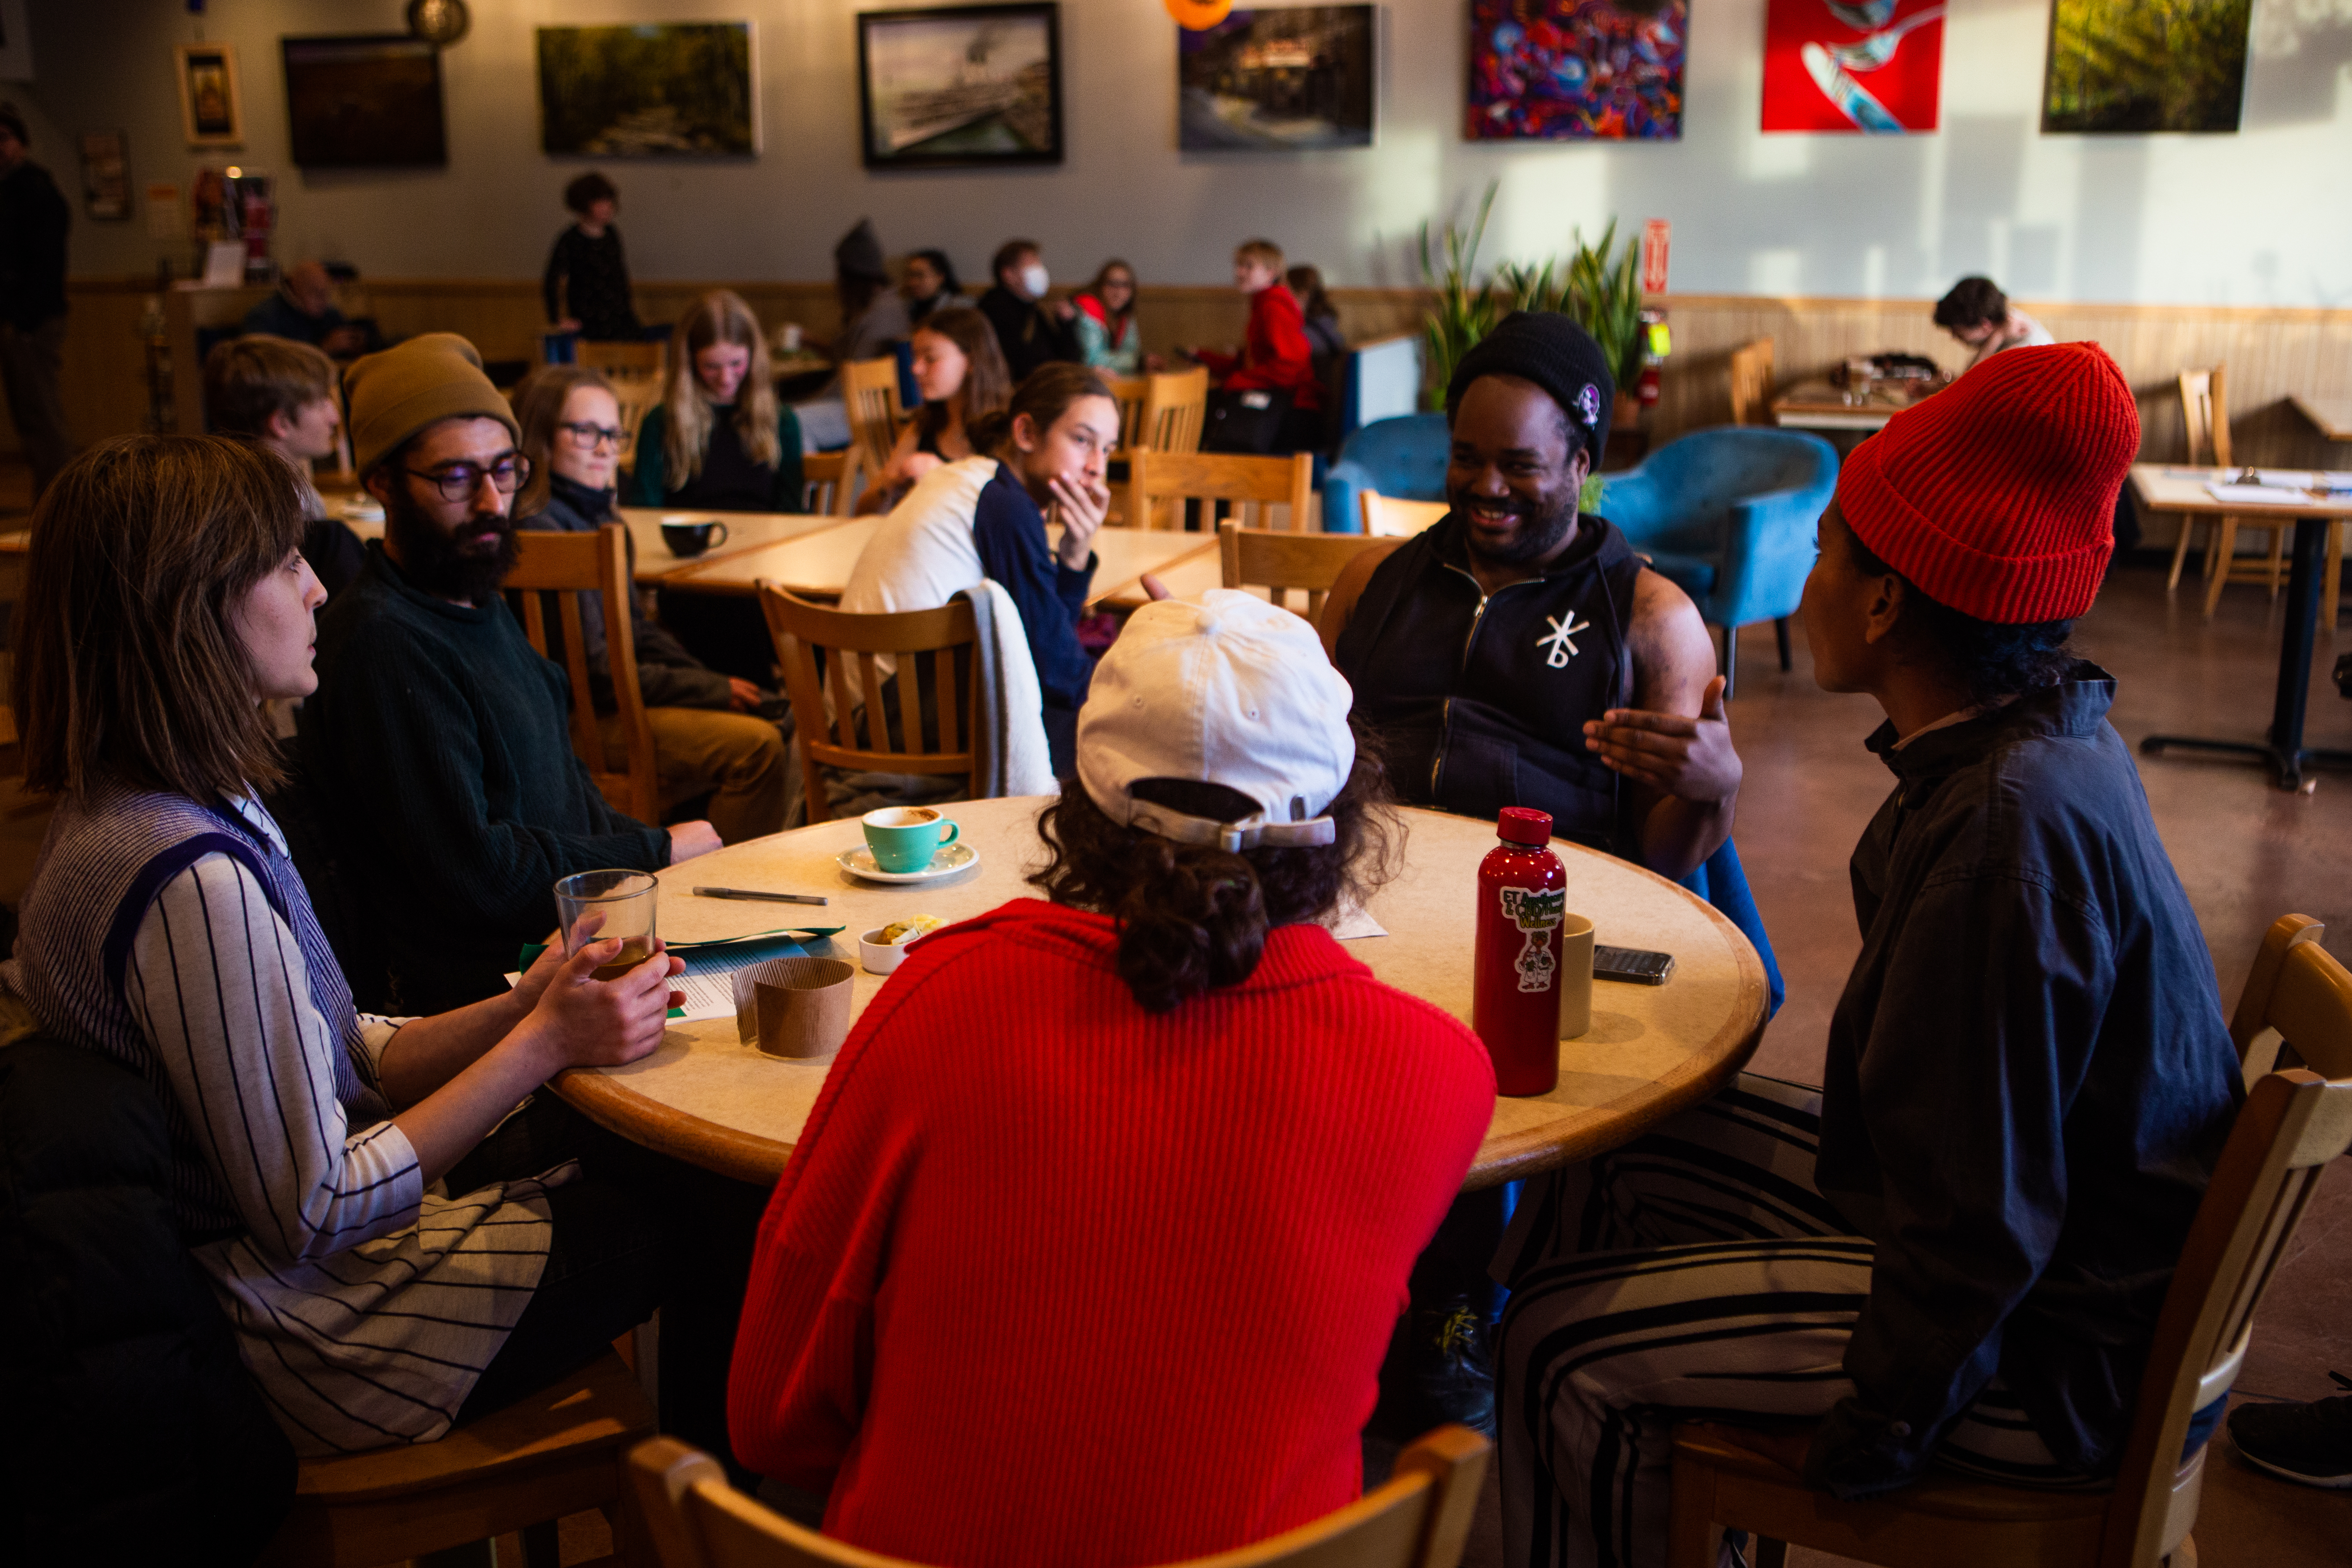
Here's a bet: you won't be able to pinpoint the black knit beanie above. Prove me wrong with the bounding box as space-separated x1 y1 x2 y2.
835 218 888 282
1445 311 1615 468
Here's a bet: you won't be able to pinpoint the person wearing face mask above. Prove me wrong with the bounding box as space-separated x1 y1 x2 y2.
511 365 790 844
842 364 1133 775
302 334 720 1018
976 239 1078 382
628 289 805 514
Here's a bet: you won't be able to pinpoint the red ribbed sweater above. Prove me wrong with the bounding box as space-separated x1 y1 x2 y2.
728 898 1495 1568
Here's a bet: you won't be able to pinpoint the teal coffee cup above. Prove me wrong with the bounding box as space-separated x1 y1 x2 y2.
862 806 960 874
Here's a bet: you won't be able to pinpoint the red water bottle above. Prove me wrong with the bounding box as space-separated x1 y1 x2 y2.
1474 807 1568 1097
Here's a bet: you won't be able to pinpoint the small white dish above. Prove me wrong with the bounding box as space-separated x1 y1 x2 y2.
858 927 913 975
836 841 980 884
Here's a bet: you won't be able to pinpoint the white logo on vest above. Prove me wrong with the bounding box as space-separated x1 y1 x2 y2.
1537 613 1592 669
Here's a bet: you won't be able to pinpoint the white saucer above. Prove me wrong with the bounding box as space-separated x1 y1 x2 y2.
837 841 980 884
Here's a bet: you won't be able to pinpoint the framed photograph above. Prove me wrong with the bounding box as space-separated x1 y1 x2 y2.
1179 7 1375 152
175 41 244 149
2042 0 2250 133
79 130 130 220
1761 0 1944 134
1466 0 1685 141
282 35 447 169
537 22 757 157
858 4 1062 169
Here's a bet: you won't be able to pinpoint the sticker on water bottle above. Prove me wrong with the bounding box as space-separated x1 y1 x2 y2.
1499 886 1564 993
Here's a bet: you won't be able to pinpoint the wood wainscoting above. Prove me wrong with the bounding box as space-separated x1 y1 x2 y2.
12 279 2345 536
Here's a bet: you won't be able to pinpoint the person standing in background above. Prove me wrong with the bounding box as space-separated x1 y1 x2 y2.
0 102 74 502
543 172 643 343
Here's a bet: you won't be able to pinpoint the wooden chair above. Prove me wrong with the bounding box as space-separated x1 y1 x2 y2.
2168 366 2287 618
801 448 863 518
1359 490 1448 538
1665 918 2352 1568
625 1425 1489 1568
1219 521 1394 621
1126 449 1316 535
507 525 662 824
1729 338 1775 427
259 1349 655 1568
757 585 977 823
843 357 909 481
578 339 668 383
1106 374 1152 450
1140 364 1211 455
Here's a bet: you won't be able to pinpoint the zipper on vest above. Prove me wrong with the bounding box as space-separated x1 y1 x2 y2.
1430 564 1546 802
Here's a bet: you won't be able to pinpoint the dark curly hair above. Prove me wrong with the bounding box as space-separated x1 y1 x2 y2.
1933 276 2009 331
1847 529 2077 707
1028 750 1401 1014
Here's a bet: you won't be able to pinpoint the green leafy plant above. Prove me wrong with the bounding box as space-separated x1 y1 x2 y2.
1494 256 1572 317
1563 220 1647 395
1417 182 1502 412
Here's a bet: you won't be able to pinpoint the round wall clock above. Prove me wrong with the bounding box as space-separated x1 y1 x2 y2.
407 0 471 48
1165 0 1235 30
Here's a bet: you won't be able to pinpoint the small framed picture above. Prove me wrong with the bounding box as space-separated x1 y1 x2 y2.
857 4 1062 170
175 42 245 149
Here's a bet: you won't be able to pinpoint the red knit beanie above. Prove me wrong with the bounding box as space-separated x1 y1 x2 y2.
1836 341 2139 623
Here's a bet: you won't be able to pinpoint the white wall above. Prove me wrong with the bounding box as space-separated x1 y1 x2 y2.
9 0 2350 304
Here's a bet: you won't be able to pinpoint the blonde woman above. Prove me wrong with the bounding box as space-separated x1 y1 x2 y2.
629 289 804 512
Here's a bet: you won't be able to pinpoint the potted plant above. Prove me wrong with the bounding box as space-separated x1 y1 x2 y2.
1563 221 1647 428
1417 184 1501 411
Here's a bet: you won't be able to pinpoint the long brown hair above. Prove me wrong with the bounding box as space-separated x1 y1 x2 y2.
511 362 618 516
15 435 308 801
1077 259 1138 334
968 362 1115 459
1028 752 1399 1013
910 307 1011 446
663 289 780 484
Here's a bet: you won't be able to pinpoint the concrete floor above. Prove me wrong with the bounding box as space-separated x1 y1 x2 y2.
2 446 2345 1562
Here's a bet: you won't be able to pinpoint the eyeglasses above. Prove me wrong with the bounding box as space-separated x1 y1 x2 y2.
406 454 533 503
558 421 625 451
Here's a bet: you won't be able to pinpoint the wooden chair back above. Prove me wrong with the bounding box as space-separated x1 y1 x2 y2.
578 339 667 383
1106 374 1151 450
2180 366 2231 467
757 585 977 823
843 357 909 479
626 1426 1489 1568
801 449 863 518
1126 449 1316 534
609 377 662 474
1219 522 1394 621
1141 364 1211 454
1360 490 1449 538
505 526 660 823
2228 914 2352 1079
1729 338 1775 427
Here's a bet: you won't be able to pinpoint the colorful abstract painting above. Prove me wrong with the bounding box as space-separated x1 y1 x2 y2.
2043 0 2250 133
1466 0 1686 141
1762 0 1944 133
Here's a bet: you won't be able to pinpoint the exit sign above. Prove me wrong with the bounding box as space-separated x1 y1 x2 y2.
1641 220 1671 295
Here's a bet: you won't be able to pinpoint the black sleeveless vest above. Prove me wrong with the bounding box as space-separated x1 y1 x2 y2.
1333 512 1644 854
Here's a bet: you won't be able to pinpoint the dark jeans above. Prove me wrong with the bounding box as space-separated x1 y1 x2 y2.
446 1096 769 1478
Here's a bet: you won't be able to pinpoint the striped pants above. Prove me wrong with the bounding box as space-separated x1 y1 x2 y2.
1493 1074 2089 1568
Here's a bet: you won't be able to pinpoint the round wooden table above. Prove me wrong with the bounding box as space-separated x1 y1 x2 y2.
551 796 1770 1189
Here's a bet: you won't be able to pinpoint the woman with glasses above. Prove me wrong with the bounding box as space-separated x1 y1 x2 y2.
8 431 767 1469
628 289 804 515
1072 259 1149 376
511 365 791 844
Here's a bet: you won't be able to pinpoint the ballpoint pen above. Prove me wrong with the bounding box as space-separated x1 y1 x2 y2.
692 887 830 906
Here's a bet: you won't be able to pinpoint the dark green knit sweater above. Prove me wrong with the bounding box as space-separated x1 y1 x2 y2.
302 542 671 1015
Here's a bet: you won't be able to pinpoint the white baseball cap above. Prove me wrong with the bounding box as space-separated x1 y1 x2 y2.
1077 590 1356 852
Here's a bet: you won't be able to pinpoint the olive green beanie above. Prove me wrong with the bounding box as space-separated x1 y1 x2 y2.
343 332 519 476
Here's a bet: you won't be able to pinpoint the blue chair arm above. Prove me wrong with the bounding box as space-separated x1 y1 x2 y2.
1322 459 1378 533
1712 477 1835 629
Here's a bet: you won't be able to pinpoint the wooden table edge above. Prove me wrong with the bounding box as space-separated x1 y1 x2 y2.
2289 395 2352 443
642 511 870 592
550 831 1773 1193
2128 466 2352 520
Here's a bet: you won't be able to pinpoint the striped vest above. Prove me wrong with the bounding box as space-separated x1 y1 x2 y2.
4 781 384 1235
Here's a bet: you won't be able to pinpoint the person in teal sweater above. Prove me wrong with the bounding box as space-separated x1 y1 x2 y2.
628 288 804 513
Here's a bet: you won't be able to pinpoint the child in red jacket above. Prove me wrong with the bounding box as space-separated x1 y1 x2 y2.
1190 239 1325 453
728 592 1496 1568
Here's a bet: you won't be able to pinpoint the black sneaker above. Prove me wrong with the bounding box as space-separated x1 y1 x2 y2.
2227 1374 2352 1489
1368 1298 1497 1441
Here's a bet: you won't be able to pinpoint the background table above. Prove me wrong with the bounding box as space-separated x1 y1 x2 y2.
2292 395 2352 443
666 521 1218 607
1769 380 1933 432
331 506 853 584
551 796 1771 1189
2130 464 2352 788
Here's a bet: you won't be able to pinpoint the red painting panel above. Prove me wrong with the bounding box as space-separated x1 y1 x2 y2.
1761 0 1944 133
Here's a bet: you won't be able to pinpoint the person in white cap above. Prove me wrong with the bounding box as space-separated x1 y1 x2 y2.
729 592 1498 1568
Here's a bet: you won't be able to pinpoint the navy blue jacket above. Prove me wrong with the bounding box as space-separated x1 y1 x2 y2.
1808 664 2241 1494
972 462 1095 711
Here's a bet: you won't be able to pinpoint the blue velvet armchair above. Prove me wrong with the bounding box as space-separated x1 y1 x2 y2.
1594 427 1838 685
1321 413 1450 533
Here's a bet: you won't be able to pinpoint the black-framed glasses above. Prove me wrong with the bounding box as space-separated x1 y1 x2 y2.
406 454 532 503
558 420 624 451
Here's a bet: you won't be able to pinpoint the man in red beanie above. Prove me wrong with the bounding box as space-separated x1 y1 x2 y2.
1491 344 2243 1568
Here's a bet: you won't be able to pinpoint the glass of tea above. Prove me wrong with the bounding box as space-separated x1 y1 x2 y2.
553 870 659 980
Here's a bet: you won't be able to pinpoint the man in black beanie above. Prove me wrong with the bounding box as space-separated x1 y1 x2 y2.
1322 310 1740 878
1323 310 1745 1443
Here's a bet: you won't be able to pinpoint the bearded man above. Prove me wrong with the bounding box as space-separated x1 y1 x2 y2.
303 333 717 1015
